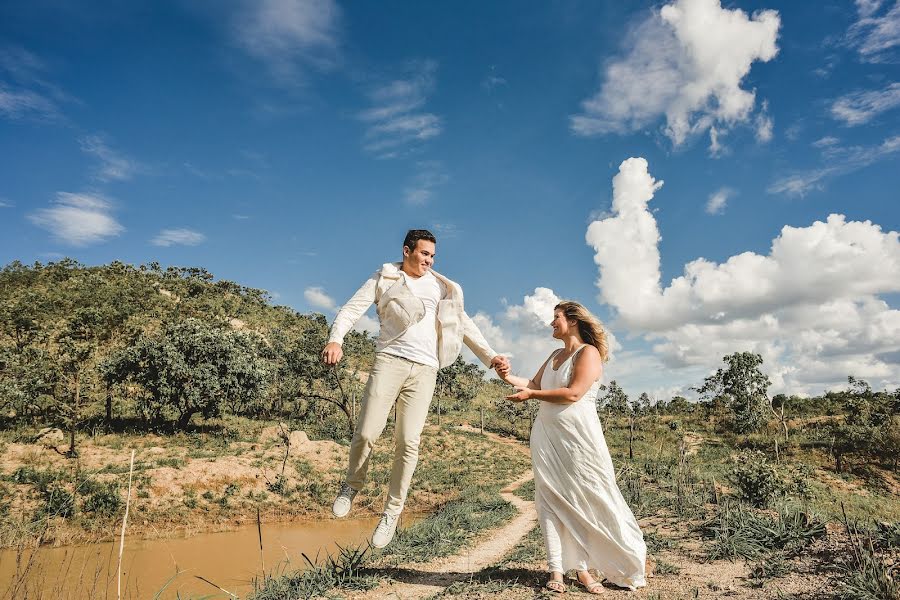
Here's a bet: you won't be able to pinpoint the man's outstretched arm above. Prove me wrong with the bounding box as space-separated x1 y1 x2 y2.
322 272 378 365
460 310 509 371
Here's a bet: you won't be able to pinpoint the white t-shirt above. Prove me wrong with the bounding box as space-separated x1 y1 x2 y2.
382 271 443 368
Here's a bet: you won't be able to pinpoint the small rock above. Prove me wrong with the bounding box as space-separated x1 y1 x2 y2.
33 427 65 445
288 431 310 447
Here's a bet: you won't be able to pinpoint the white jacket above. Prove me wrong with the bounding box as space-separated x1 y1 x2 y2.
327 262 498 369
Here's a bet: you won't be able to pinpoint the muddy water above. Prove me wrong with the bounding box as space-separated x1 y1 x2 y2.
1 515 422 599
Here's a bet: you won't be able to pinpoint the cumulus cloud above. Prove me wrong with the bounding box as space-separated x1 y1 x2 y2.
586 157 900 394
705 187 732 215
304 286 336 311
80 135 140 182
304 285 379 334
769 134 900 196
469 287 623 382
570 0 780 147
233 0 341 82
28 192 124 246
359 61 442 158
151 228 206 247
830 82 900 125
848 0 900 61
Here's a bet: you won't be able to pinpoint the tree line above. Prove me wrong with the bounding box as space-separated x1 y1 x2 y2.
597 351 899 472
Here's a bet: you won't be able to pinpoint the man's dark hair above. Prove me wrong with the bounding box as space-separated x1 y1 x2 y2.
403 229 436 251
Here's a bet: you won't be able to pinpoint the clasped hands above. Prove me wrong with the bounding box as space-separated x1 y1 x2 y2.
491 355 531 403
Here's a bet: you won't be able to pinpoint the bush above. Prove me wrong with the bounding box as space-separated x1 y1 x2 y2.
729 450 782 507
37 484 74 519
82 482 121 517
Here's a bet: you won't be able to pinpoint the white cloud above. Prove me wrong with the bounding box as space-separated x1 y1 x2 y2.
769 134 900 196
570 0 780 147
812 135 840 148
469 287 623 382
233 0 340 82
857 0 886 19
586 157 900 394
304 286 336 311
0 47 69 121
431 223 459 239
403 161 448 205
849 0 900 60
830 82 900 125
755 108 773 143
0 85 58 120
359 61 442 158
80 135 140 182
151 228 206 247
705 187 732 215
28 192 124 246
0 198 12 208
304 285 379 334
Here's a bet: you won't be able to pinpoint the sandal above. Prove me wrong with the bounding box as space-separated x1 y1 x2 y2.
545 579 567 594
576 573 604 595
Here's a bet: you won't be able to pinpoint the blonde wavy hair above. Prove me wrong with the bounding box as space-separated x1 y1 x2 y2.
554 301 610 363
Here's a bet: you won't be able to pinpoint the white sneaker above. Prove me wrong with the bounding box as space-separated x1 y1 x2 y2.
371 512 399 548
331 483 358 518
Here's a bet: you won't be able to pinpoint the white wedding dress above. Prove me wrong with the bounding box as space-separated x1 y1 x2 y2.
531 346 647 589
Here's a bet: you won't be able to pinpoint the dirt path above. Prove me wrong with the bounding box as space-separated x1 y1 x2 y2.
357 429 536 599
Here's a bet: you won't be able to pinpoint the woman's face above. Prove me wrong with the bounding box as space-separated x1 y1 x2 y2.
550 310 571 339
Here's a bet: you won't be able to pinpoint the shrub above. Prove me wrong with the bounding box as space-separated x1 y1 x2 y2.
82 482 121 518
37 484 74 519
729 450 782 507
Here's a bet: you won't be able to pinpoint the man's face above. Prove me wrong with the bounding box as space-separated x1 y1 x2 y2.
402 240 436 277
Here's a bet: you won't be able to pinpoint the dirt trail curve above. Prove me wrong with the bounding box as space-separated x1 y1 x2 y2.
363 430 537 599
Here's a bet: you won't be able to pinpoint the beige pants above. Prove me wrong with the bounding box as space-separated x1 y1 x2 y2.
346 352 437 516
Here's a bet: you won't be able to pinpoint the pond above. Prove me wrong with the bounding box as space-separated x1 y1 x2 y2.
0 514 420 599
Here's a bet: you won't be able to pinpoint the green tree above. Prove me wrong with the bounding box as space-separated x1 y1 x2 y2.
668 395 691 413
435 355 485 419
696 352 771 433
103 318 269 428
598 380 629 416
829 377 900 471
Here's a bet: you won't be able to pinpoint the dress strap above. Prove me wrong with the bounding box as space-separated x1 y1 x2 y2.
572 344 589 360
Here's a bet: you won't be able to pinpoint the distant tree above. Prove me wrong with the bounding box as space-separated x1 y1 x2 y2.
598 380 629 416
668 396 691 413
637 392 652 414
433 356 486 423
696 352 771 433
102 318 269 429
829 376 900 471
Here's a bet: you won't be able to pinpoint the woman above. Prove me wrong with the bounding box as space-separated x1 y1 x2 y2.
499 301 646 594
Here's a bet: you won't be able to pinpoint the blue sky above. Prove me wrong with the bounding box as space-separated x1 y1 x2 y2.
2 0 898 400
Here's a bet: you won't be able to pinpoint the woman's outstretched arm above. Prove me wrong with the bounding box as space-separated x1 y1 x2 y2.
499 354 552 391
507 345 602 404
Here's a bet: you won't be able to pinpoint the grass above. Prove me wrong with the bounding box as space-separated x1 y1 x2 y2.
375 485 517 565
512 479 534 502
251 482 521 599
701 501 826 561
249 544 379 600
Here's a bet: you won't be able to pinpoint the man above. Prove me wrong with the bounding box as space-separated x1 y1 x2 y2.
321 229 509 548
